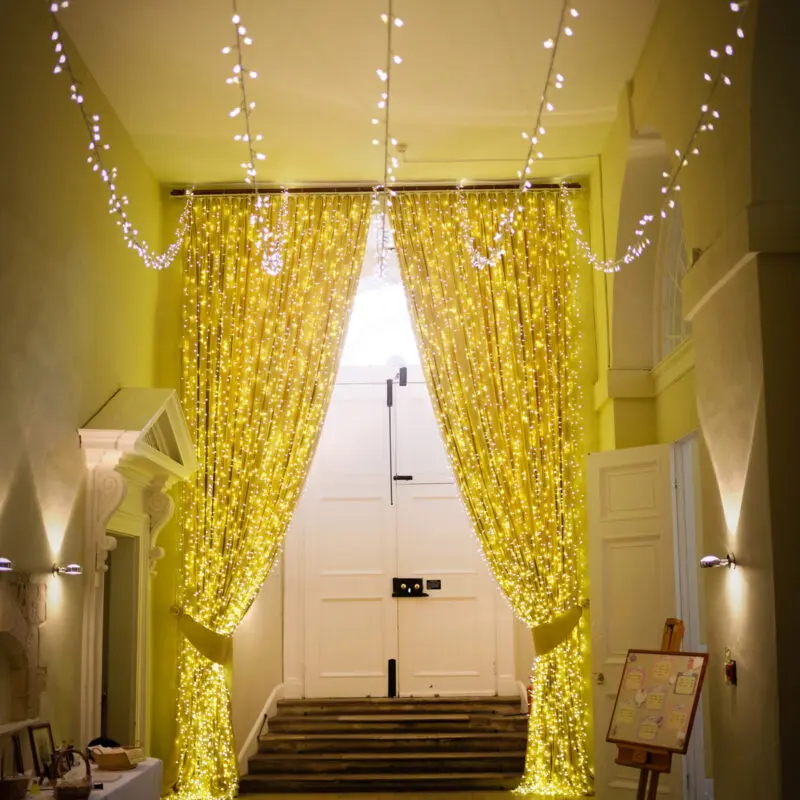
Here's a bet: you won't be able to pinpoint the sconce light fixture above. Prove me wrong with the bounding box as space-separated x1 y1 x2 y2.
53 563 83 576
0 557 13 573
700 553 736 569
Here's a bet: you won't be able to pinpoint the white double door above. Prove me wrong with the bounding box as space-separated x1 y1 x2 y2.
297 366 512 698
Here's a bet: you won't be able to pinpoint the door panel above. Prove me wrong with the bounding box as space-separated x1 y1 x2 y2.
396 482 497 696
587 445 682 798
304 382 397 698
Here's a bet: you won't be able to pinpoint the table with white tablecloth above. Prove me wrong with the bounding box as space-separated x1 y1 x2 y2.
31 758 162 800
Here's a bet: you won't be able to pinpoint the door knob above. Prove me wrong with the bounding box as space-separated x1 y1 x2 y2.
596 672 605 686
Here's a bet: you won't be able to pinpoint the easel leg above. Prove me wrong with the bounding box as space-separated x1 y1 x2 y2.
637 769 649 800
647 771 661 800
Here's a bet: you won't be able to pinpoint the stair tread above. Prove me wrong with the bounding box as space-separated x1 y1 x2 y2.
242 771 520 781
251 751 519 760
260 731 526 740
278 696 520 704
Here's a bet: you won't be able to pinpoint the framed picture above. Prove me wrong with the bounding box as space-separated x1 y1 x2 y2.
27 722 55 777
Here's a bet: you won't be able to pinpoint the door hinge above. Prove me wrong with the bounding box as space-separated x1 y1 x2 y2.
386 379 393 407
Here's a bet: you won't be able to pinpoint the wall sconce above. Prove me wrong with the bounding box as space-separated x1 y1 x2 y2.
53 563 83 576
700 553 736 569
0 557 13 573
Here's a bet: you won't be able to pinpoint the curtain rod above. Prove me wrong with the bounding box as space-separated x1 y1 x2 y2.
169 181 583 198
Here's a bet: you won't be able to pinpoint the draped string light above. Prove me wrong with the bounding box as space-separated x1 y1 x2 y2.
221 0 289 275
46 1 192 269
455 0 578 270
372 0 403 275
563 0 752 272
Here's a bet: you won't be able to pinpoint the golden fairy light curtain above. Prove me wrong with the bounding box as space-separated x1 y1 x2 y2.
390 190 592 796
175 194 370 800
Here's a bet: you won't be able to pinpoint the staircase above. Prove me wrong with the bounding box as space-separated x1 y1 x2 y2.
239 696 527 794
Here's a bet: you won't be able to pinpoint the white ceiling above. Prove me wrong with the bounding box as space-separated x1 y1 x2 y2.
62 0 660 187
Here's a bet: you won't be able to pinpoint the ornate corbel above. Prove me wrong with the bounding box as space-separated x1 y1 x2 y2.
145 476 176 574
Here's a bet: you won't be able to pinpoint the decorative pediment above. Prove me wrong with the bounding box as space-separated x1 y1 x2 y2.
79 387 198 481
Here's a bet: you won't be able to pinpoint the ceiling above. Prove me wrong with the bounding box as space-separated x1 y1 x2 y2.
62 0 661 187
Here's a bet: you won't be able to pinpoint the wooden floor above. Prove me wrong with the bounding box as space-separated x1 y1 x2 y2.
244 793 540 800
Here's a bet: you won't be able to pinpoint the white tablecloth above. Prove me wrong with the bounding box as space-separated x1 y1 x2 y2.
90 758 162 800
31 758 163 800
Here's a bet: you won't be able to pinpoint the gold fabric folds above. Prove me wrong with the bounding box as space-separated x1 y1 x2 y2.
175 194 370 799
391 190 591 795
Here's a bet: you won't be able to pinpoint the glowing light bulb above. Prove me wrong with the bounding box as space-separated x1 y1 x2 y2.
570 7 579 17
372 118 379 125
393 54 403 64
230 107 241 117
539 126 546 135
543 38 554 49
725 44 734 55
564 26 574 35
221 46 231 54
545 101 554 112
710 49 719 58
737 27 745 38
232 13 240 23
249 70 258 78
522 131 529 139
380 12 388 22
372 139 380 145
394 17 404 26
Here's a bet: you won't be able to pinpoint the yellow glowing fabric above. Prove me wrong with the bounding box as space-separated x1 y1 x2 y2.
176 194 370 800
391 190 592 796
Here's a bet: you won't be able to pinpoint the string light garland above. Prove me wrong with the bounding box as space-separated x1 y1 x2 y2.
221 0 290 274
455 0 577 270
372 0 403 275
562 0 752 272
46 1 192 270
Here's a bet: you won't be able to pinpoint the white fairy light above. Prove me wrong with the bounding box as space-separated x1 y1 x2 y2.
373 0 403 276
46 3 190 269
563 0 752 273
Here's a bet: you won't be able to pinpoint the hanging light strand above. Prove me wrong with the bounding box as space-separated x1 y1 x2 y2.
47 1 192 270
455 1 577 270
222 0 289 275
373 0 403 276
564 0 752 273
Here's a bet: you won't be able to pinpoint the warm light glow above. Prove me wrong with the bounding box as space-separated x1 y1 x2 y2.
174 194 371 800
391 190 591 795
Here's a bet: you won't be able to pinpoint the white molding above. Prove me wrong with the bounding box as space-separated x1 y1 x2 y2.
593 368 655 410
78 388 196 752
683 200 800 321
652 339 695 395
237 682 285 775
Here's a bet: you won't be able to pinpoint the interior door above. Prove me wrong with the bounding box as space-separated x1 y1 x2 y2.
587 444 683 799
394 368 498 696
304 378 398 697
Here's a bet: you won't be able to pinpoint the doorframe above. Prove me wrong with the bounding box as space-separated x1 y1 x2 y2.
283 367 516 699
672 433 714 800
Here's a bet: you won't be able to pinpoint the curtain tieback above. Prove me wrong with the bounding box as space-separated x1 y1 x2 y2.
171 606 233 665
532 605 583 657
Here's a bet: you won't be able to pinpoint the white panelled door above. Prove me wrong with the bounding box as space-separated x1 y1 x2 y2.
587 445 683 799
301 366 507 698
395 369 498 696
304 379 398 698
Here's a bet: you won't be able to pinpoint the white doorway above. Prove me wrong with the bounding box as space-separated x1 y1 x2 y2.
283 223 514 700
587 439 713 800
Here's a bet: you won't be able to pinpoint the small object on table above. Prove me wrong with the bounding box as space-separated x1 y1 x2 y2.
53 749 92 800
89 747 135 772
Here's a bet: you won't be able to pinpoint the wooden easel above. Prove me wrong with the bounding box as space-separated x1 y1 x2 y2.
614 618 685 800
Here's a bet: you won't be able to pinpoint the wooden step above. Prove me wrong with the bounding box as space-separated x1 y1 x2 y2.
248 750 525 775
276 696 522 717
238 770 521 794
267 714 527 734
257 731 528 755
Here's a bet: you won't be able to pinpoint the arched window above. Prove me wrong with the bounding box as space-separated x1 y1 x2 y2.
654 201 691 363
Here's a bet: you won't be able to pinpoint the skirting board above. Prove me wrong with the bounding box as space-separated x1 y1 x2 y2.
237 682 285 775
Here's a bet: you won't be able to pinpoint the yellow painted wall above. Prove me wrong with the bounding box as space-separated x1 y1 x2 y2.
655 369 698 444
0 3 163 744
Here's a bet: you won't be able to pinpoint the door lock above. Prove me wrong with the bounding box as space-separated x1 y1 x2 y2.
392 577 428 597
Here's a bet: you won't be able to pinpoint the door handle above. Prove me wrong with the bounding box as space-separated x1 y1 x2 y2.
393 475 413 481
595 672 605 686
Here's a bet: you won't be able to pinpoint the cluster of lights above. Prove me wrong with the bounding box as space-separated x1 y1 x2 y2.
390 190 592 795
221 1 289 275
564 0 750 272
47 1 192 270
372 0 404 275
174 194 372 799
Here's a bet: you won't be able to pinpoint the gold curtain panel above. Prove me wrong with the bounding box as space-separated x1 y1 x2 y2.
175 194 370 799
391 190 591 795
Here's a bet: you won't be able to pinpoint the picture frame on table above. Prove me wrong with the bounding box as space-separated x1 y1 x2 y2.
27 721 55 777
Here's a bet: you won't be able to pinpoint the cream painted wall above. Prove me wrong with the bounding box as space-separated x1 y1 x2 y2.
655 369 698 445
0 3 163 747
232 565 283 756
